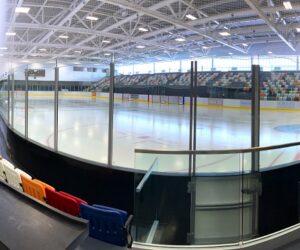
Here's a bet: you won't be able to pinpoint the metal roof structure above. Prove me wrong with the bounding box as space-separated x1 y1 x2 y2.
2 0 300 64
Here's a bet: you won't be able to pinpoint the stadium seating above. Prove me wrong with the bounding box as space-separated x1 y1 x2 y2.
80 203 133 248
88 71 300 101
45 189 87 216
0 157 5 181
0 155 134 247
3 160 31 191
21 175 54 202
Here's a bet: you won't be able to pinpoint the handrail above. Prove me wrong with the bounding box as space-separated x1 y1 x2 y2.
135 141 300 155
136 157 158 193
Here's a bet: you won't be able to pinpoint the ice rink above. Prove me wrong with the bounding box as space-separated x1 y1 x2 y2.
8 94 300 173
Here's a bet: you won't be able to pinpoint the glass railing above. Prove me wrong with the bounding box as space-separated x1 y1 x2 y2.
133 142 300 246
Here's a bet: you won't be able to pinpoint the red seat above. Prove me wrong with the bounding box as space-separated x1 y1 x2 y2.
45 188 87 216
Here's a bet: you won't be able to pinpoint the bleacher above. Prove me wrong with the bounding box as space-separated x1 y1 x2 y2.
0 156 133 248
89 71 300 101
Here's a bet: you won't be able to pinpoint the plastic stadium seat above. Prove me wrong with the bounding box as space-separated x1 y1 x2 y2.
59 191 88 205
33 179 55 196
45 189 87 216
80 203 133 248
3 162 31 191
21 175 47 202
0 158 5 182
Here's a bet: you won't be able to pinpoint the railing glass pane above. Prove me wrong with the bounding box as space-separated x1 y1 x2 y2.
28 61 55 147
134 152 190 245
13 66 26 135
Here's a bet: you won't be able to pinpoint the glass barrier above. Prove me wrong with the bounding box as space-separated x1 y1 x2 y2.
134 143 300 246
134 152 190 245
57 62 108 164
13 65 26 135
0 78 8 121
113 62 190 168
28 61 55 147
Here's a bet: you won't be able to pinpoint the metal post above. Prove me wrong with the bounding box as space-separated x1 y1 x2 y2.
54 63 59 151
251 64 260 238
192 61 197 176
108 61 115 167
189 61 194 176
25 69 29 138
251 65 260 170
7 74 10 125
11 73 15 128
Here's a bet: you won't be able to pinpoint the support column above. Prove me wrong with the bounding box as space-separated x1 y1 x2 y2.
25 69 29 139
251 64 261 238
251 65 260 171
11 73 15 128
7 75 10 125
54 63 59 151
108 59 115 167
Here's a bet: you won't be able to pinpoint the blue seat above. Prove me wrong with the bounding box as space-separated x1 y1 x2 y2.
80 203 133 248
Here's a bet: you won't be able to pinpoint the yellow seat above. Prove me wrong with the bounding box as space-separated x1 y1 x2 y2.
21 175 53 202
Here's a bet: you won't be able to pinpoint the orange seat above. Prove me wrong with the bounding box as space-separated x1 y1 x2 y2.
21 175 45 202
33 179 55 198
21 176 55 202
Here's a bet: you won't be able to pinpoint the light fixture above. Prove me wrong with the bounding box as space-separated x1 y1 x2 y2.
104 53 111 56
15 7 30 13
283 1 293 10
219 31 230 36
202 46 208 49
136 45 145 48
224 26 229 30
0 47 7 50
138 27 148 32
102 40 110 43
38 48 47 51
186 14 197 20
74 50 82 53
59 35 69 39
175 37 186 42
242 43 248 47
86 16 99 21
296 28 300 32
6 32 16 36
228 52 233 55
268 51 272 54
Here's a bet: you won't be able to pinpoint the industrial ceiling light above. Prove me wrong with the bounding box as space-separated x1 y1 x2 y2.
186 14 197 20
228 52 233 55
136 45 145 48
0 47 7 50
86 16 99 21
219 31 230 36
268 51 273 54
74 50 82 53
138 27 149 32
6 32 16 36
104 53 111 56
242 43 248 47
202 46 208 49
38 48 47 51
283 1 293 10
15 7 30 13
102 40 110 43
59 35 69 39
175 37 186 42
296 28 300 32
